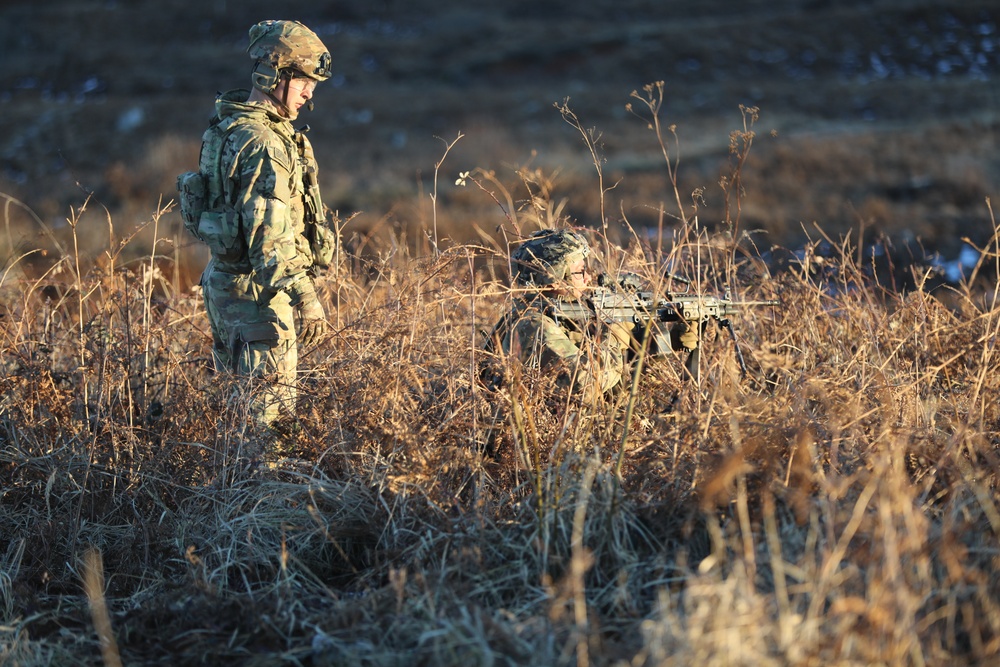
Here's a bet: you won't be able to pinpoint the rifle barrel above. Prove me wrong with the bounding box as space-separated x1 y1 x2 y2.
735 299 781 306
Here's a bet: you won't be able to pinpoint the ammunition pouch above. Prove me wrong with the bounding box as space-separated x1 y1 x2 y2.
309 222 337 270
177 170 246 263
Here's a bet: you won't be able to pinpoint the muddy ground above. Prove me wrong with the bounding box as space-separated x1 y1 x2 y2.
1 0 999 285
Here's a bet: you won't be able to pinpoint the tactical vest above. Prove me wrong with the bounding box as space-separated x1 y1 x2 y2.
178 116 337 271
294 127 336 271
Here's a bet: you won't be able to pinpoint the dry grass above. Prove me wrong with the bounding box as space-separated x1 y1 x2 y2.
2 111 1000 667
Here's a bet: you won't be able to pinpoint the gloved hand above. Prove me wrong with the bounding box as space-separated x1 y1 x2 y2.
289 279 327 348
607 321 636 350
676 322 700 351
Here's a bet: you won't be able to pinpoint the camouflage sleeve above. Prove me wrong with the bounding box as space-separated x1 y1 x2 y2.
506 308 624 399
224 125 311 298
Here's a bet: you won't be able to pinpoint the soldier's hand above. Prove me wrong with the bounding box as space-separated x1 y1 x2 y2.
607 321 636 350
677 323 700 350
298 296 327 347
299 315 327 348
290 279 328 347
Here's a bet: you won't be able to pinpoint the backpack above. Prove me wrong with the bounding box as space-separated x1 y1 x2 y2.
176 116 250 263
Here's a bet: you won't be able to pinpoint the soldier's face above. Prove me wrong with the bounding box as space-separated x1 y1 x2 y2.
565 258 591 298
278 76 318 119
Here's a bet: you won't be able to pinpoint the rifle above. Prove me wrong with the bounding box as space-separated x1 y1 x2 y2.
546 280 779 381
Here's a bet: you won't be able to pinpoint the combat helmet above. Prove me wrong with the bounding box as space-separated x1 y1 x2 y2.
247 20 331 94
511 229 591 287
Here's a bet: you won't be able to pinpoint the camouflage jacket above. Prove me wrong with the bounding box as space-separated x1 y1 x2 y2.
489 294 625 402
204 89 317 299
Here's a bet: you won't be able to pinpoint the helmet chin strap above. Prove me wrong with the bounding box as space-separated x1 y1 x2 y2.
264 71 294 118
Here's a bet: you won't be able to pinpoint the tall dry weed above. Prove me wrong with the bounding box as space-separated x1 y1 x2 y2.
2 108 999 666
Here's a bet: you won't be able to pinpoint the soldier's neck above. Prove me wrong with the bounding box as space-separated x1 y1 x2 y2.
247 88 296 121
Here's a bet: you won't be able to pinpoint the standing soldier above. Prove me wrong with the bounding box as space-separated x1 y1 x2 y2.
178 20 338 446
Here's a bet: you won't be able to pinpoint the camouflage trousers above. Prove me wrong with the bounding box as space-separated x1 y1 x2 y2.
201 260 298 431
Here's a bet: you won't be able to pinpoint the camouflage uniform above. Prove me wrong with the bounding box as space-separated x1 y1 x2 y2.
496 298 626 402
198 20 333 431
487 229 628 403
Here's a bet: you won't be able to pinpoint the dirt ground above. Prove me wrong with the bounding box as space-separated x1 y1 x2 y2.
1 0 999 283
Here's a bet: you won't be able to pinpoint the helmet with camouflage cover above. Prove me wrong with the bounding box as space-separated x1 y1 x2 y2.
511 229 591 287
247 20 331 93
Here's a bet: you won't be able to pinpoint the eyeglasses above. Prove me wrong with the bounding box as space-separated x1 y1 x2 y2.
291 77 318 94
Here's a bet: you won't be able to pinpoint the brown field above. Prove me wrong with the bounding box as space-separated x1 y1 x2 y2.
2 0 1000 665
2 204 999 664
